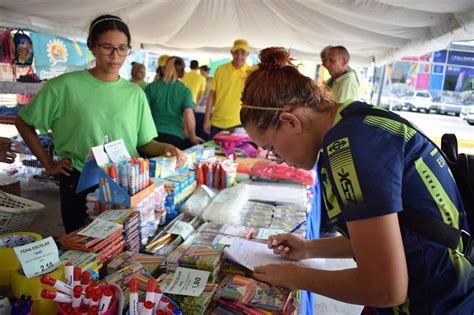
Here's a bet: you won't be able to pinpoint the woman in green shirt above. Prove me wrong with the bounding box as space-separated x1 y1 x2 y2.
145 57 202 149
15 15 185 233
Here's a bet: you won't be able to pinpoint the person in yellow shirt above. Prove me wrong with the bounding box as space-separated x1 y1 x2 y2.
204 39 251 138
181 60 206 106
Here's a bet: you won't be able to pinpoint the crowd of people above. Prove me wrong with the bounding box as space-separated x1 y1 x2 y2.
3 13 472 314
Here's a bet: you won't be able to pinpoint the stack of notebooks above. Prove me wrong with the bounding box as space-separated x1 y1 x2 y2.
59 250 103 280
107 251 165 277
213 275 296 314
96 210 142 253
58 225 125 263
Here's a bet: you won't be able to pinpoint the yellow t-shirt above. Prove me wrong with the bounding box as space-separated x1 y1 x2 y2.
180 70 206 105
210 63 250 129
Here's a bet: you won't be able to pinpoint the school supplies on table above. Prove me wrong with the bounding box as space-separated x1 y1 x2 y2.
196 159 237 189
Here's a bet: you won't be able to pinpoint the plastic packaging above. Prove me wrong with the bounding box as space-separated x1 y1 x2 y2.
180 185 216 216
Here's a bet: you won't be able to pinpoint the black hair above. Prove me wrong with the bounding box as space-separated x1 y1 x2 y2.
87 15 131 50
190 60 199 69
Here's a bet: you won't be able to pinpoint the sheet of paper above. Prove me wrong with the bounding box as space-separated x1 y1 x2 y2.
13 236 60 278
162 267 210 297
91 145 110 167
167 221 194 240
255 228 286 240
224 238 325 271
97 209 131 222
104 139 131 163
77 218 122 240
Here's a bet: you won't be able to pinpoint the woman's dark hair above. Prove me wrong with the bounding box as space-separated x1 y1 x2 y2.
87 15 131 50
240 47 335 131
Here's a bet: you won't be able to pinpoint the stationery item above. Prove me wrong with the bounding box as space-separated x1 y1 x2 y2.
81 271 91 290
41 290 72 303
40 275 73 295
224 238 325 271
64 262 74 286
129 279 139 315
290 220 306 233
13 236 59 279
74 267 82 286
98 289 113 314
145 278 157 303
72 285 82 308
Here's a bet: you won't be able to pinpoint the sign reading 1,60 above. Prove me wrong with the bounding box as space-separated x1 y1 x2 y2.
192 277 201 289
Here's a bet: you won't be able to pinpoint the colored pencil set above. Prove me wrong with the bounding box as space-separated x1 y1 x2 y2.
102 158 150 197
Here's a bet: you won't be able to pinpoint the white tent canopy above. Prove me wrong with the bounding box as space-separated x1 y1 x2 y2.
1 0 473 65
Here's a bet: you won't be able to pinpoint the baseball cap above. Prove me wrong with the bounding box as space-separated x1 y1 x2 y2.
231 39 250 53
158 55 170 67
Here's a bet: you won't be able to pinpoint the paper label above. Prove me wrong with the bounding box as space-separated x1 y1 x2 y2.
255 228 286 240
13 236 60 278
104 139 131 163
91 145 110 167
97 209 131 222
168 221 194 240
77 218 122 240
162 267 210 297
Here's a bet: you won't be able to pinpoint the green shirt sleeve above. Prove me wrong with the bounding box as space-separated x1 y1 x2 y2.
137 91 158 147
182 86 195 110
17 79 62 134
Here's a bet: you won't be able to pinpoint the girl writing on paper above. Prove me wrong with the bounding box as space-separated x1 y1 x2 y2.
15 15 185 233
240 47 473 314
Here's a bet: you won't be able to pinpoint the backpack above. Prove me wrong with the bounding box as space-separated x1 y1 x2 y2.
340 104 474 264
0 28 14 63
13 30 34 65
213 128 258 158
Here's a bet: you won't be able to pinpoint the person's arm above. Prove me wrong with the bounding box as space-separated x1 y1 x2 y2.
139 140 186 168
195 91 203 109
255 213 408 307
184 108 203 145
203 90 215 134
15 116 73 175
0 137 18 163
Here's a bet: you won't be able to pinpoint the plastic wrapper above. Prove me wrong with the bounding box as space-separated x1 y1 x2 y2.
202 184 249 225
180 185 216 216
250 160 316 186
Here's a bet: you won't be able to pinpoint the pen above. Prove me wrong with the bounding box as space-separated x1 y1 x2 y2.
290 220 306 233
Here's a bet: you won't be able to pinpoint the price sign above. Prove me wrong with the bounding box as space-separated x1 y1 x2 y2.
78 218 121 239
162 267 210 297
13 236 60 278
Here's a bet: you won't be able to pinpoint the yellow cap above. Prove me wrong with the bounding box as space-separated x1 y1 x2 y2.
158 55 170 67
231 39 250 53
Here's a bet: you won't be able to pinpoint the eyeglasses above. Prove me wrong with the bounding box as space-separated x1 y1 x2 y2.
96 43 131 56
265 122 286 164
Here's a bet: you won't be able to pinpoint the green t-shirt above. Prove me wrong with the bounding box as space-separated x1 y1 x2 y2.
18 70 157 171
331 70 360 103
145 80 194 139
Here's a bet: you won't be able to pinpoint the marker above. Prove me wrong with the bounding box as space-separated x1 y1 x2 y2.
167 304 175 313
98 289 113 314
65 262 74 285
88 305 99 315
80 304 89 315
41 275 73 295
146 278 157 302
72 286 83 309
129 279 139 315
73 267 82 287
90 288 102 306
84 286 94 305
156 311 165 315
158 297 169 310
153 288 162 313
81 272 91 290
142 300 154 315
41 290 73 303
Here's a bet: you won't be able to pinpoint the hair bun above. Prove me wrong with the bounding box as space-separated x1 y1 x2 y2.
259 47 291 69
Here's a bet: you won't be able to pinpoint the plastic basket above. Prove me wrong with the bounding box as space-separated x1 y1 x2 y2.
0 191 44 233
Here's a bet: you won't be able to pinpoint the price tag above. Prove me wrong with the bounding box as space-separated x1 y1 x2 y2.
78 218 122 240
104 139 131 163
13 236 59 278
162 267 210 297
167 221 194 240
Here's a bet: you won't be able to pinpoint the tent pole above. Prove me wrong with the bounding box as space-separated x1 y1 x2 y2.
376 65 387 107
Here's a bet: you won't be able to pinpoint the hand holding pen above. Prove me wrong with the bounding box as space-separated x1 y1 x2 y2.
267 233 311 261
